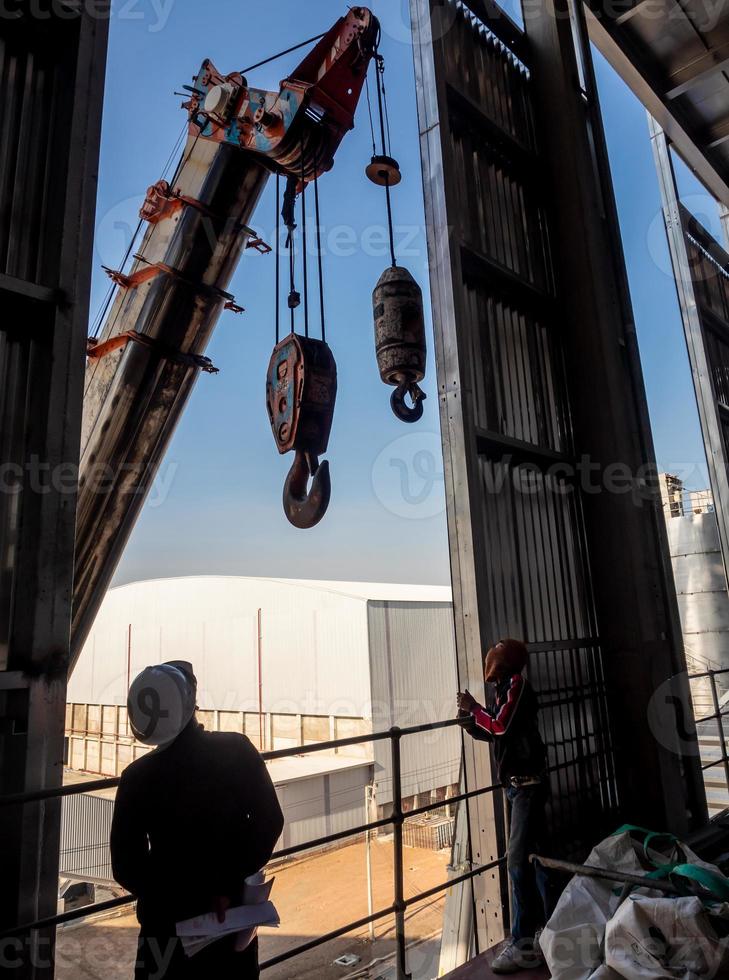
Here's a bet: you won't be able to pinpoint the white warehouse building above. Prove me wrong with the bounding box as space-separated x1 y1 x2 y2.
66 576 461 853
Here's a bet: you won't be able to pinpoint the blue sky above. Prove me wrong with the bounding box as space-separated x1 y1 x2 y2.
92 0 713 588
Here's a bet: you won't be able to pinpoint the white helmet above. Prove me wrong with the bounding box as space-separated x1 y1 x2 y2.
127 662 197 746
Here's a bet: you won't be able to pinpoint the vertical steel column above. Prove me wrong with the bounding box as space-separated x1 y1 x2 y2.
524 0 705 831
0 8 109 977
409 0 513 951
649 118 729 587
390 727 411 980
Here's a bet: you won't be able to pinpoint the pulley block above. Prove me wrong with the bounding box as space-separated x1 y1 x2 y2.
266 333 337 528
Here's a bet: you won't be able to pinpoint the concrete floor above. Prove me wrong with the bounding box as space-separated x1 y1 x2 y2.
55 838 449 980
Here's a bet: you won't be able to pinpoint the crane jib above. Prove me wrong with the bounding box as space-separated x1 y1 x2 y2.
71 8 380 664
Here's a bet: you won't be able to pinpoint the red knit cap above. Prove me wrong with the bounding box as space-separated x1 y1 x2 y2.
484 638 528 682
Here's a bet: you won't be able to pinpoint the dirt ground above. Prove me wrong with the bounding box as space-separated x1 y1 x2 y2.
55 837 449 980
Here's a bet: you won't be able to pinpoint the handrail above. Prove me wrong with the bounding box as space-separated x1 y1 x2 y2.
0 716 464 809
0 716 500 980
689 667 729 804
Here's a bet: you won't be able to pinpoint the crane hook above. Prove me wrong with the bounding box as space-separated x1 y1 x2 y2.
283 450 331 529
391 381 426 424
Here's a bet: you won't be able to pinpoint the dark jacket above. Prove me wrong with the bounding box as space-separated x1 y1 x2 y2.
110 720 284 935
461 674 546 784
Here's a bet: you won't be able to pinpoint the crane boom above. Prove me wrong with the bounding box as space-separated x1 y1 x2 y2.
72 8 379 663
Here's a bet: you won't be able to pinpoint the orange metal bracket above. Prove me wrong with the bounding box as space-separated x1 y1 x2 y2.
86 330 219 374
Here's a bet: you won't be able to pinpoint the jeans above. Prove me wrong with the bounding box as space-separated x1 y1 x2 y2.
506 782 555 942
134 934 259 979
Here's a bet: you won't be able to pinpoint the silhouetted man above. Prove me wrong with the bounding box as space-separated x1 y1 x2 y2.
111 661 284 979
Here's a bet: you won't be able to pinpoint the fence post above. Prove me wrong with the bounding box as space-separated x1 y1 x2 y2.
390 726 411 980
710 671 729 795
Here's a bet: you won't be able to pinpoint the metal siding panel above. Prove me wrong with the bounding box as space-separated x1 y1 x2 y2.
59 794 115 883
275 766 371 853
367 602 460 806
69 578 372 717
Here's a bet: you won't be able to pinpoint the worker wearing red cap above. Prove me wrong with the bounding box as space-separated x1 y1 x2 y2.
457 639 553 974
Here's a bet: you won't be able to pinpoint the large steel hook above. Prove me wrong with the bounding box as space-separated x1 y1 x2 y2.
283 450 331 529
391 381 426 423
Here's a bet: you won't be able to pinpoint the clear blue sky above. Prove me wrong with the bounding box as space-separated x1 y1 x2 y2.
91 0 712 588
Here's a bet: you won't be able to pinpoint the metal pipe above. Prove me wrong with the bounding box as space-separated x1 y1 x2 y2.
4 718 506 956
126 623 132 693
530 854 679 894
390 727 410 980
257 608 264 751
365 784 375 941
0 716 467 808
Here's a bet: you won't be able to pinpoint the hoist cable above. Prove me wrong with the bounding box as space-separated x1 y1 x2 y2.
275 173 281 343
289 228 296 335
300 146 310 339
365 75 377 157
382 73 393 158
282 175 298 334
241 31 327 75
313 155 326 345
161 121 187 182
373 52 397 268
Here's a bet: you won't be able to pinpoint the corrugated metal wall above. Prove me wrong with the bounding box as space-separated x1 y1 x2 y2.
0 23 73 286
0 25 77 668
412 0 618 857
60 794 115 885
367 601 460 805
667 514 729 692
682 207 729 488
0 6 109 954
275 764 373 854
69 578 373 717
59 764 374 886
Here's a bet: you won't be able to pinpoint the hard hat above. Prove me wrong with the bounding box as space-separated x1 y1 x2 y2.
127 663 197 746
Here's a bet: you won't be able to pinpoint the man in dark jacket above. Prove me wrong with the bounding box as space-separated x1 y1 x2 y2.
110 662 284 979
457 639 553 974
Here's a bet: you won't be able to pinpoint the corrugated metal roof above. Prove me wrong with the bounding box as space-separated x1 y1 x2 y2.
109 575 453 604
586 0 729 206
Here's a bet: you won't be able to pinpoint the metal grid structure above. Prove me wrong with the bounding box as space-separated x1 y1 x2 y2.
420 0 621 856
651 120 729 584
0 717 502 980
412 0 707 948
1 672 727 978
0 8 109 974
689 667 729 813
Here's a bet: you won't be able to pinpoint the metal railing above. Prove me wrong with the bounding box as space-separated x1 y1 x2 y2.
688 667 729 809
0 716 503 979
